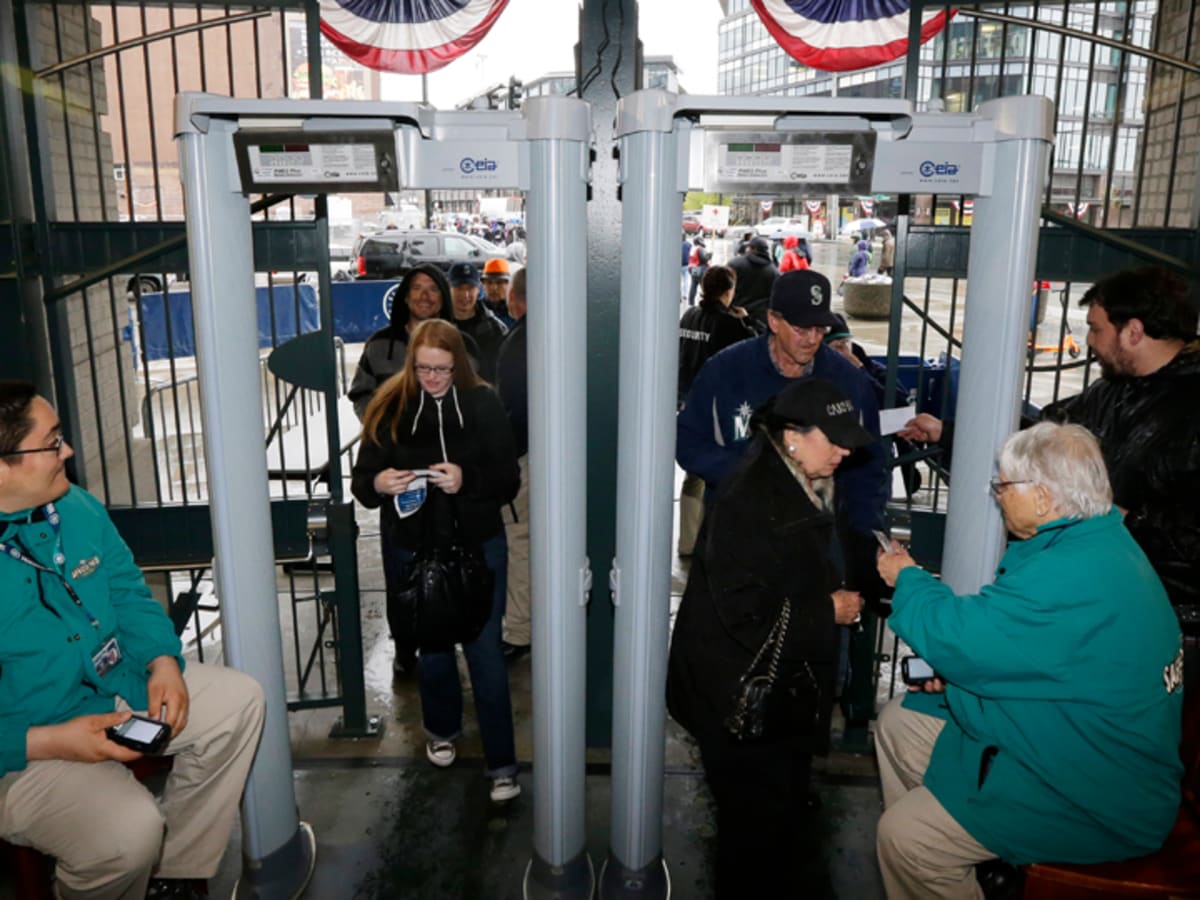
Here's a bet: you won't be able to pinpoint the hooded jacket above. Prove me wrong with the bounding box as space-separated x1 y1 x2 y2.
350 383 519 548
891 510 1183 865
729 246 779 312
0 486 183 777
347 265 481 420
1041 344 1200 614
778 236 809 273
848 241 871 277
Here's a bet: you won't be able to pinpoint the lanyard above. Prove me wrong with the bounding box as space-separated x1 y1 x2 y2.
0 502 101 629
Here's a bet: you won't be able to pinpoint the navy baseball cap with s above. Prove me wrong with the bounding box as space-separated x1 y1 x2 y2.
447 263 480 286
769 270 835 329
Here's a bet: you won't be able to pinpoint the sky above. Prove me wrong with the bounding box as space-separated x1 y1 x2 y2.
380 0 724 107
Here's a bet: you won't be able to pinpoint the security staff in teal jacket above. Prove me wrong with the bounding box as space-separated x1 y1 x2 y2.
0 381 265 900
874 422 1183 900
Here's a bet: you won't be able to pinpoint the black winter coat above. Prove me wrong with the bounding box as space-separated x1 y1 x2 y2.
667 435 842 752
677 304 756 405
495 319 528 457
351 384 520 548
1042 345 1200 615
455 301 508 383
728 250 779 310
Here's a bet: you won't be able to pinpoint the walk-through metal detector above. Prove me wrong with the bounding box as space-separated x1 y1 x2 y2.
175 92 592 898
605 90 1052 896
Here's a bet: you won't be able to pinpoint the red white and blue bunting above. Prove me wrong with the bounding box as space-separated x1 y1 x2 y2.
750 0 954 73
319 0 510 75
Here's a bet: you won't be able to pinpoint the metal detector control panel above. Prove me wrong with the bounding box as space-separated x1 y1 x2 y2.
234 128 399 194
705 130 875 194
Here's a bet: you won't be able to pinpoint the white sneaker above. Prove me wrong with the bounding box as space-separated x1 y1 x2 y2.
489 775 521 803
426 740 456 768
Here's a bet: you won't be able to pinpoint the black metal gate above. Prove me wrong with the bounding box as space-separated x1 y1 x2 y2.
0 0 376 735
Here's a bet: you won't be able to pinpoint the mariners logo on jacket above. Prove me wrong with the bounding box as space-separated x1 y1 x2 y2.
733 402 754 441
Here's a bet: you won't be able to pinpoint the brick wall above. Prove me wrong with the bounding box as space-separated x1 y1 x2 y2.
1136 0 1200 228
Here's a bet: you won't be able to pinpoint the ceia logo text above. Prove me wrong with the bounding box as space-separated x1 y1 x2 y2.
919 160 959 177
459 157 498 175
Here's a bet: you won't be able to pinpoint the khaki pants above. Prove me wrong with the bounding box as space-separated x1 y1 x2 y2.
677 472 705 557
874 696 994 900
502 453 531 647
0 662 265 900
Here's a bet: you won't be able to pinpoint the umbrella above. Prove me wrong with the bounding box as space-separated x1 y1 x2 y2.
840 218 886 235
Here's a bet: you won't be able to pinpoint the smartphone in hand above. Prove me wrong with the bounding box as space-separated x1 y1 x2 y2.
106 714 171 754
901 655 938 688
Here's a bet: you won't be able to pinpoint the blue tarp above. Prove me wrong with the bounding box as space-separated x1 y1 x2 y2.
130 284 321 362
127 280 408 363
872 354 961 419
328 279 401 343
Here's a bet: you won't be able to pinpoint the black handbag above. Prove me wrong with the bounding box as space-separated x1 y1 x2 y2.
723 599 821 743
391 499 494 653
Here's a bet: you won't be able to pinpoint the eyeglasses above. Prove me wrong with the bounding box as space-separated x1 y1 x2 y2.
989 478 1031 498
414 365 454 377
1 434 65 458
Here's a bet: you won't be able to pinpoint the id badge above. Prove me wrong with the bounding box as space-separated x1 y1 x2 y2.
91 636 122 677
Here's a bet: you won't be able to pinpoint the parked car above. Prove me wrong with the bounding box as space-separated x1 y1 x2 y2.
351 229 505 280
754 216 809 238
681 212 703 235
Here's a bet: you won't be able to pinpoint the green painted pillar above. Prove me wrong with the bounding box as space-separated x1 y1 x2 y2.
578 0 641 748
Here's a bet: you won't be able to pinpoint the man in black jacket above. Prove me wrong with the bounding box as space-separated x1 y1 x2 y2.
449 263 509 382
495 268 531 660
728 236 778 329
902 266 1200 632
1040 267 1200 625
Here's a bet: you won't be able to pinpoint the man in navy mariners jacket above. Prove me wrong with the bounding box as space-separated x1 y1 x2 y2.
676 269 889 594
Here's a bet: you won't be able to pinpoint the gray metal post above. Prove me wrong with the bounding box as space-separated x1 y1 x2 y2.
601 91 680 900
940 96 1053 593
178 117 315 899
521 95 596 900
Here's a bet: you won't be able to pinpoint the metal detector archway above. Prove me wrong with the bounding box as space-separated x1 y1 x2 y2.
605 90 1053 897
174 93 594 899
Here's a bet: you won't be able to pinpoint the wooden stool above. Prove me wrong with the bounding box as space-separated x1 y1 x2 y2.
1023 690 1200 898
0 755 174 899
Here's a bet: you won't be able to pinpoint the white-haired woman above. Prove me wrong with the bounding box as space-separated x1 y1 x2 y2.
873 422 1183 900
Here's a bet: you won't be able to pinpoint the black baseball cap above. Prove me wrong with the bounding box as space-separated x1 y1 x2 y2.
767 378 872 449
825 313 853 343
447 263 480 286
748 236 771 255
769 270 835 329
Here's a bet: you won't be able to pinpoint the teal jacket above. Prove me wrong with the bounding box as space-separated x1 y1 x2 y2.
0 486 183 776
892 509 1183 864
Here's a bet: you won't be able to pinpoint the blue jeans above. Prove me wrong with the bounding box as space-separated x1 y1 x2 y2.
409 532 517 777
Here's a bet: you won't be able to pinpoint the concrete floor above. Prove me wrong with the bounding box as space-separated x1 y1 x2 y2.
233 477 889 899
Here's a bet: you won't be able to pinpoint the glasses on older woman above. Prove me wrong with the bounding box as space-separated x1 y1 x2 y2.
414 365 454 377
989 478 1031 498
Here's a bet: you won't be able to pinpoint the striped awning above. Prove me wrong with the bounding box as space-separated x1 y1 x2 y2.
751 0 954 73
319 0 510 75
